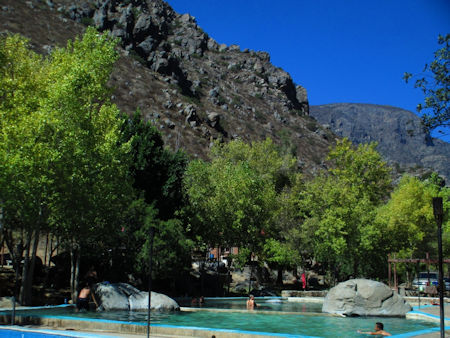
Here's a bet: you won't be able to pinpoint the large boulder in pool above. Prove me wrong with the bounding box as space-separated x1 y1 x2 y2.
322 279 411 316
93 282 179 311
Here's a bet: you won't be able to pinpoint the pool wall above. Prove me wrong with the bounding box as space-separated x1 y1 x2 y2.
0 301 444 338
0 311 318 338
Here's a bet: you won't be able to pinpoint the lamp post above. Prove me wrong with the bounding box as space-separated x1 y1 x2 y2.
147 227 155 338
433 197 444 338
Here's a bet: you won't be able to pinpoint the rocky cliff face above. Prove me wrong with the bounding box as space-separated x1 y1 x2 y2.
0 0 334 175
310 103 450 180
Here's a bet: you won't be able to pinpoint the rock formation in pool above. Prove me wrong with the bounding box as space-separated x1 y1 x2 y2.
322 279 411 316
93 282 179 311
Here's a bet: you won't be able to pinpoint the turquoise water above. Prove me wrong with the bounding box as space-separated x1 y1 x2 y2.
2 300 438 337
178 297 323 312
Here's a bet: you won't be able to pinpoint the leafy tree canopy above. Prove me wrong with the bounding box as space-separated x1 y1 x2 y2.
377 174 450 258
296 139 392 279
404 34 449 134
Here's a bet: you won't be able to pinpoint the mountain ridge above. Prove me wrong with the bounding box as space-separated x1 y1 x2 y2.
310 103 450 180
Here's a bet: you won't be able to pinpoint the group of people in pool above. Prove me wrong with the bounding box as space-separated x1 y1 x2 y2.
76 282 391 336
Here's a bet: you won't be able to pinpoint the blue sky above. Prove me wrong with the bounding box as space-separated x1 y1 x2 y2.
167 0 449 142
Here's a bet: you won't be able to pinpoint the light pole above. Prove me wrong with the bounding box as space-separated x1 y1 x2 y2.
147 227 155 338
433 197 444 338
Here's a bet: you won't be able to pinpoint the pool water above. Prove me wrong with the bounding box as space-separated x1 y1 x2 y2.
178 297 323 312
2 300 438 337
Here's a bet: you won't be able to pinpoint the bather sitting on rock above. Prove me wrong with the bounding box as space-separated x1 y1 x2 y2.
76 282 98 311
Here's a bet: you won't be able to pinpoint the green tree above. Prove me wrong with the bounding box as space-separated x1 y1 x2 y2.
120 110 187 220
0 34 53 304
185 157 276 251
118 111 191 287
404 34 449 133
0 29 134 303
44 28 133 301
377 174 450 259
297 139 392 281
185 139 291 258
185 138 300 288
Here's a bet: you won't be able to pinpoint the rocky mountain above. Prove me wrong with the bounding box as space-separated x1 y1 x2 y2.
310 103 450 180
0 0 335 176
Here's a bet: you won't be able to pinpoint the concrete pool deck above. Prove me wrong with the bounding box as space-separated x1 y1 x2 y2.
402 304 450 337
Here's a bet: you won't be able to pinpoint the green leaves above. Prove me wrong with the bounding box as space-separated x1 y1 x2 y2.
405 34 449 133
377 175 450 258
0 28 132 250
297 139 391 278
184 138 293 256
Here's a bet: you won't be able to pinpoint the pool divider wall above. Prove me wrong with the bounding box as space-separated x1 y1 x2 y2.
281 290 327 298
0 313 310 338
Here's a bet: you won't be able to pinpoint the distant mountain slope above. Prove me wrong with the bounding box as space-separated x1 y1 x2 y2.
310 103 450 180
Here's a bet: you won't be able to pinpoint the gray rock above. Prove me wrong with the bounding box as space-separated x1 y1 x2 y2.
218 44 227 52
207 38 218 51
153 57 169 73
208 87 219 98
118 4 133 26
185 105 200 127
322 279 411 317
229 44 240 51
93 282 179 311
136 36 155 56
253 62 264 73
207 112 220 128
93 5 108 30
133 14 156 41
163 118 175 129
296 85 308 103
179 13 194 23
111 27 126 40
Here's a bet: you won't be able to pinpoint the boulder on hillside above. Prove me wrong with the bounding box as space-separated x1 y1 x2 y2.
322 279 411 317
93 282 179 311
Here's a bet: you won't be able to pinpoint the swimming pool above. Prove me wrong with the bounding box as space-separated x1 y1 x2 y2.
0 299 439 337
178 297 323 312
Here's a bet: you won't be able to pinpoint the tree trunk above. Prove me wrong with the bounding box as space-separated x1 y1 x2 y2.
19 228 33 305
44 233 49 266
4 229 23 293
70 243 80 303
23 229 40 305
276 268 284 285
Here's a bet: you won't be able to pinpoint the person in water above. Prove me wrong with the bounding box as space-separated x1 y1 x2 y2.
246 294 257 309
358 322 391 336
76 282 98 311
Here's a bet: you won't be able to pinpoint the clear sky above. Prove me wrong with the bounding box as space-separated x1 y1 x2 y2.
167 0 449 142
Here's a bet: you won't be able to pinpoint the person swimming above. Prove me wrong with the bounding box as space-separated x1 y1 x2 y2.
246 294 257 310
358 322 391 336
